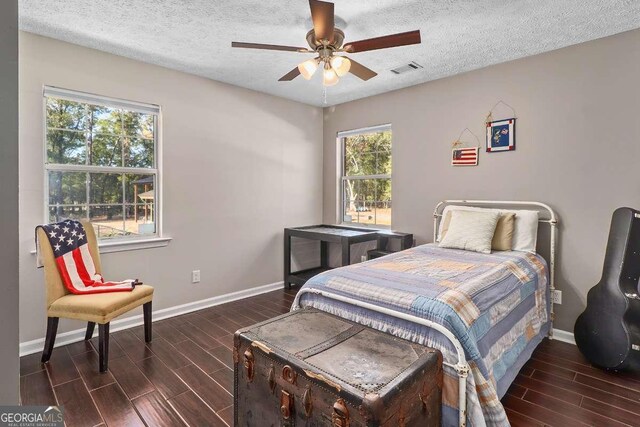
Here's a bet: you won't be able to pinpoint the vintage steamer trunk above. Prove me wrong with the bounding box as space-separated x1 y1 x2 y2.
234 308 442 426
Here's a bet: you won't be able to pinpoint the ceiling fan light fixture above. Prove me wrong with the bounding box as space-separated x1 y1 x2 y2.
232 0 421 86
298 58 319 80
330 56 351 77
322 64 339 86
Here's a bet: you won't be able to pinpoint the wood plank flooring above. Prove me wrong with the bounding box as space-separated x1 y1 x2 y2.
503 338 640 427
19 287 640 426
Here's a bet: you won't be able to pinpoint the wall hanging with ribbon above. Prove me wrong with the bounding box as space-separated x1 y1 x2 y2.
485 100 517 153
451 127 480 166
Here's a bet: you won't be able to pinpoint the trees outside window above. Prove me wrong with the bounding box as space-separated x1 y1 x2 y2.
341 126 391 227
45 88 160 240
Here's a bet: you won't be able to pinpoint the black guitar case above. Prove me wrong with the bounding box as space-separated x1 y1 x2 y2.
574 207 640 370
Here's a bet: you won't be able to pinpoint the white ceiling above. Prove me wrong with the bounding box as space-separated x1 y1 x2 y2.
19 0 640 107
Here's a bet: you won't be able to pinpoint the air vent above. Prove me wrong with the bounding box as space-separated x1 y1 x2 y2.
390 61 423 75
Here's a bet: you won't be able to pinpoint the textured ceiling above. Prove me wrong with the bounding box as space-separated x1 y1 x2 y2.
19 0 640 107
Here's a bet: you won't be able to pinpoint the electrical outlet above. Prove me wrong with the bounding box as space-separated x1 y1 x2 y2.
552 290 562 304
192 270 201 283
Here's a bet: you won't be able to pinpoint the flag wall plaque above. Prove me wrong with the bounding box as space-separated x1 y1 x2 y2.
452 147 479 166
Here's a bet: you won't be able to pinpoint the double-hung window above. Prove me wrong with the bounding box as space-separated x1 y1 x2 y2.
339 124 392 228
44 87 161 241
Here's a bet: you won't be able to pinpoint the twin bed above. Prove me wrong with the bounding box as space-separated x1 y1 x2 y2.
291 200 558 427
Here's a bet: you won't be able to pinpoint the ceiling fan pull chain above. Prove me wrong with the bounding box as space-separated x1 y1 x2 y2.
323 87 327 105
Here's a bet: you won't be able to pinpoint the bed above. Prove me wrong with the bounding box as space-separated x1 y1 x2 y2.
292 200 558 427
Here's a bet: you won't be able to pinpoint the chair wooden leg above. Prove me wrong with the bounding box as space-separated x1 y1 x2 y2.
85 322 96 341
98 323 110 373
41 317 59 363
143 301 152 343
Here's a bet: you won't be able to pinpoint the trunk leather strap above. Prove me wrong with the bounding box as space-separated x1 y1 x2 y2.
295 325 365 360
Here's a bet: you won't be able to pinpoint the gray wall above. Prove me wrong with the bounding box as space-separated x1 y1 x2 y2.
0 0 20 404
323 29 640 332
19 32 323 343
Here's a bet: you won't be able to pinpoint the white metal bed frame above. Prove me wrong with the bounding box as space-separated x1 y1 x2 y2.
293 200 558 427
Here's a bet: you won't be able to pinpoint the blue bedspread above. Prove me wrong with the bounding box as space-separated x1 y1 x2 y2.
292 244 550 427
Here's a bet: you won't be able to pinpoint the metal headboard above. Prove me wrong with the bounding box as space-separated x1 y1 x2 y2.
433 200 559 336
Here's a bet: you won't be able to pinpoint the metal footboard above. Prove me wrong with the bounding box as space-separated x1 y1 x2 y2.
292 288 471 427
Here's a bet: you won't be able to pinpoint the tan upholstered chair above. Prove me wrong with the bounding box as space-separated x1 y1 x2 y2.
37 221 154 372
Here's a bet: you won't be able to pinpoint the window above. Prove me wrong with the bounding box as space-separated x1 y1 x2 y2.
340 125 392 228
44 87 160 241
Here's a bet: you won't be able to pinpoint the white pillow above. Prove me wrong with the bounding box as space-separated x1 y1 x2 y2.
438 210 500 254
437 205 539 253
510 209 539 252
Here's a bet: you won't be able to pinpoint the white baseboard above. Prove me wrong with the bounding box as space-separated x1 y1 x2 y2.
20 281 284 356
552 328 576 345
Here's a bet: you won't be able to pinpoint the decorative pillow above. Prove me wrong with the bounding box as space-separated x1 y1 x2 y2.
437 206 477 241
438 205 539 252
491 212 516 251
438 210 500 254
440 211 515 251
511 210 539 253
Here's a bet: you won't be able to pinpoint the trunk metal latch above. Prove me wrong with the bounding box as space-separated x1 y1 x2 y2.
282 365 298 385
243 349 254 382
268 364 276 393
280 390 294 420
332 398 350 427
302 386 313 417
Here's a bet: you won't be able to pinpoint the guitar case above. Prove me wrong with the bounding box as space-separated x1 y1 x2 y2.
574 207 640 370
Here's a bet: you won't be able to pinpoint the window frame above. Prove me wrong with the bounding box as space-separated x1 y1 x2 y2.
338 124 392 229
42 86 164 244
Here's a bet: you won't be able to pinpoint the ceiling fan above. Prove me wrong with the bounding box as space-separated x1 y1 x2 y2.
231 0 421 86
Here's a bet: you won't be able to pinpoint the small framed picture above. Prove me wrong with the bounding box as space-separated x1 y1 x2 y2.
486 118 516 152
451 147 478 166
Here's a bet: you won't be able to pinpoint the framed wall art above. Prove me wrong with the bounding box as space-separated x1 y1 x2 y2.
486 118 515 152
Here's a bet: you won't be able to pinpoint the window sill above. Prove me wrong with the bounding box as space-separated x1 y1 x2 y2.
97 237 172 253
30 236 172 255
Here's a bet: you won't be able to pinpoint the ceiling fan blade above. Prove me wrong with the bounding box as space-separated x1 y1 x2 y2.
309 0 334 42
232 42 312 52
347 58 377 81
278 67 301 81
343 30 421 53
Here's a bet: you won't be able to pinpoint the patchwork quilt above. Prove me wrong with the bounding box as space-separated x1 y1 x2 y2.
292 244 549 427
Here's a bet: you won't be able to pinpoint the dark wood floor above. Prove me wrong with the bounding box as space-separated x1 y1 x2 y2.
503 338 640 427
19 288 640 427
